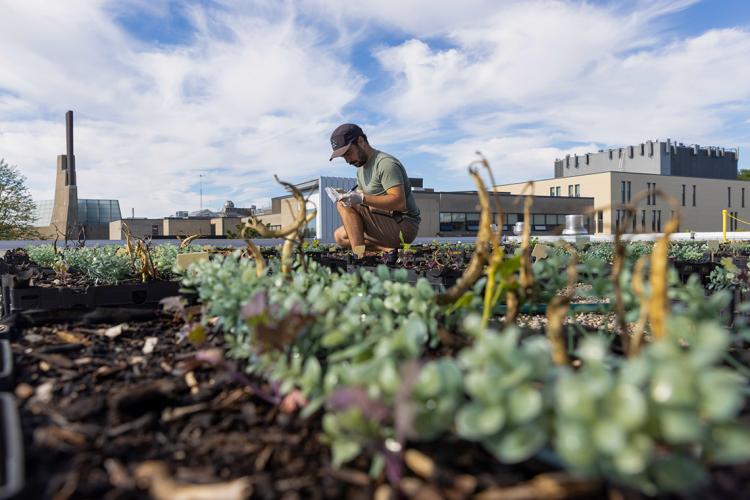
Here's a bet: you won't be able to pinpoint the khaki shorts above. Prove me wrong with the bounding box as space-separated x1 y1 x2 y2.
354 204 419 248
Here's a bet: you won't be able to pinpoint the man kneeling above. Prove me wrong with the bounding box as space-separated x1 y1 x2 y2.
328 124 421 257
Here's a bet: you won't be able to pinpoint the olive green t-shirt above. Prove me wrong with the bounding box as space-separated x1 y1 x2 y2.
357 150 421 224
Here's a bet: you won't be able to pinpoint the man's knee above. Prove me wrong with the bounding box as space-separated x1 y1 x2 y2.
336 201 350 214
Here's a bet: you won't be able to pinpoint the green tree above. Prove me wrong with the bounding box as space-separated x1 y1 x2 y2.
738 169 750 181
0 159 39 239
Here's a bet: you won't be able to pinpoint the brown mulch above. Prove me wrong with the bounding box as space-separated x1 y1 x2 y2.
10 308 750 500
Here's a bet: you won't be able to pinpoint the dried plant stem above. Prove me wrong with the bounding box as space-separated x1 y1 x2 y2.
504 289 519 325
244 176 309 238
546 297 570 366
244 240 265 277
649 216 679 340
281 212 315 274
628 256 649 356
179 234 200 250
436 166 493 305
545 249 577 366
122 223 158 281
519 193 534 294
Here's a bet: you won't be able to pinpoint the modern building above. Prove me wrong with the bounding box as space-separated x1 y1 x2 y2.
254 177 594 242
34 111 123 240
34 198 122 239
497 140 745 234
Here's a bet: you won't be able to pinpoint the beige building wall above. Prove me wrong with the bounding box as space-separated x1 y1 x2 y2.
497 172 750 234
163 218 212 237
414 195 440 236
497 173 612 233
210 217 244 236
110 219 163 240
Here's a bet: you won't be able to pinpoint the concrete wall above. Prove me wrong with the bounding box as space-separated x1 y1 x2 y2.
110 219 164 239
163 218 212 237
210 217 244 236
554 141 738 181
414 194 440 237
498 172 750 234
48 154 78 237
82 223 109 240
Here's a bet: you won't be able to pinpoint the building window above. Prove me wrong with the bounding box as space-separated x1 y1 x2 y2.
574 184 580 197
657 210 662 232
632 211 636 233
621 181 626 203
151 224 159 235
681 184 686 206
555 186 561 196
692 185 696 207
568 185 573 197
641 210 646 231
618 148 622 158
728 187 732 207
615 209 620 231
646 183 652 205
627 181 631 202
743 187 746 208
597 210 603 233
565 156 570 168
608 149 613 160
574 156 579 168
439 212 480 232
652 183 657 205
466 212 480 232
629 146 634 158
585 153 590 165
652 210 656 232
550 187 555 197
640 143 645 156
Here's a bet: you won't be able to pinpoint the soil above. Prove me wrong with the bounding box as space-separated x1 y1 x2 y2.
12 311 373 499
8 308 750 499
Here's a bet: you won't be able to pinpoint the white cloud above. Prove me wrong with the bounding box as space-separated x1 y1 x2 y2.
369 1 750 184
0 0 364 216
0 0 747 217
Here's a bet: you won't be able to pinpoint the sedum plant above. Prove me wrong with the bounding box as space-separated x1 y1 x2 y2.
553 318 750 494
456 315 551 463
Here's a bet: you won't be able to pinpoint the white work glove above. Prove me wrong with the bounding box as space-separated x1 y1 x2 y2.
340 191 364 207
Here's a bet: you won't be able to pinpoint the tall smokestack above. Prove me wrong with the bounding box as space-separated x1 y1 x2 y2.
65 110 76 185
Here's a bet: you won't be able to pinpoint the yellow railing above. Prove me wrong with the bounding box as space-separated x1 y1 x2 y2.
722 209 750 242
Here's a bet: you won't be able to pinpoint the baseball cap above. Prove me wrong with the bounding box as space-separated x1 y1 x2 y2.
329 123 365 161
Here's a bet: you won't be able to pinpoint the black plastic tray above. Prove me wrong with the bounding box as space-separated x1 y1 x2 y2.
0 342 12 392
1 280 179 317
0 393 24 499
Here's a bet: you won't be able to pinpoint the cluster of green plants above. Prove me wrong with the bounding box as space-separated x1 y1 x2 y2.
24 243 202 284
708 257 750 293
179 246 750 494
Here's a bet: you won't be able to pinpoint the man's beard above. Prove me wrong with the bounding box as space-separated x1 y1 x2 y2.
347 145 367 167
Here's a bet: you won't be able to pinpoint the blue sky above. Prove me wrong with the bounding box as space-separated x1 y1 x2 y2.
1 0 749 216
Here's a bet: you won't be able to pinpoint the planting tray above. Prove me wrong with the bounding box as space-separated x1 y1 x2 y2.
0 342 12 392
1 279 180 317
0 393 24 499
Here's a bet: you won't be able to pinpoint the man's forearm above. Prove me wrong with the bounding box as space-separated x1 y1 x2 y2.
362 193 407 212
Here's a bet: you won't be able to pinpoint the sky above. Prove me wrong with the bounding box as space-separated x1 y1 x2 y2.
1 0 749 217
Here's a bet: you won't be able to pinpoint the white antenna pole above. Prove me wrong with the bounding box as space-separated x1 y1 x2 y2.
199 174 204 211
